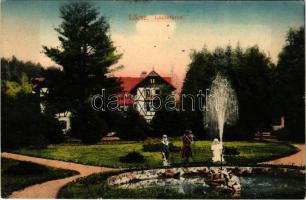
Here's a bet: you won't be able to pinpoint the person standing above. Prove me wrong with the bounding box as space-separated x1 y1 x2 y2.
182 130 194 162
211 138 224 163
161 134 170 167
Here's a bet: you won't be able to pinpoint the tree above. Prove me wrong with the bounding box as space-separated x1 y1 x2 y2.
151 86 185 137
181 48 216 137
181 45 275 140
1 56 43 83
43 2 123 143
274 27 305 141
2 80 63 149
1 57 64 149
231 46 275 139
70 104 108 144
43 2 122 113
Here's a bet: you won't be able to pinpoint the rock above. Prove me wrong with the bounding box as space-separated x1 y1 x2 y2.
165 169 180 178
233 184 241 192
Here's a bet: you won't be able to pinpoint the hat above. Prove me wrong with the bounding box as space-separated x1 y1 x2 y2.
162 134 167 138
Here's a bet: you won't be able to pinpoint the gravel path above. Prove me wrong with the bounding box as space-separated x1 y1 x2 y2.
1 152 119 199
261 144 305 166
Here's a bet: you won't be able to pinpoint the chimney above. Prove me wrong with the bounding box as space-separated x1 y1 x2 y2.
140 71 147 78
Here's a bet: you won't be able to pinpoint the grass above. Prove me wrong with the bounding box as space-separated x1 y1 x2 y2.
12 140 297 169
58 171 305 199
1 158 78 198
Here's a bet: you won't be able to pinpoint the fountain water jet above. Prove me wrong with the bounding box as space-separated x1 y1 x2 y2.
204 73 239 162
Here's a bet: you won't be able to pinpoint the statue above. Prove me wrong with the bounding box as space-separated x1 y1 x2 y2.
161 134 170 167
211 138 224 163
207 168 241 197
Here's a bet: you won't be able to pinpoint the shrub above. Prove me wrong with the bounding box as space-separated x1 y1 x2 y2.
2 92 64 150
116 108 148 140
4 161 49 175
70 107 108 144
150 110 186 138
274 127 305 142
119 151 145 163
142 138 181 152
223 147 240 156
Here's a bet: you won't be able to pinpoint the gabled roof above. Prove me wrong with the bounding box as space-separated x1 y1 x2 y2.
129 70 175 92
118 77 144 92
161 77 175 89
118 70 175 93
146 70 160 77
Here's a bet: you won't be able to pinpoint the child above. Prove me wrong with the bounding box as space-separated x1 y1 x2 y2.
161 134 170 167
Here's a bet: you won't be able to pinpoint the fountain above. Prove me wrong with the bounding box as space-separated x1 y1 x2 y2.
105 74 305 199
204 73 239 165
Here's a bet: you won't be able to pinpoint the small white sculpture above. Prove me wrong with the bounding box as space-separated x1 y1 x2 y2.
211 138 224 163
222 169 241 193
227 173 241 192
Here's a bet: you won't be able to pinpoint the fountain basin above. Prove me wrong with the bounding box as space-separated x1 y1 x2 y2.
107 166 305 198
108 166 304 186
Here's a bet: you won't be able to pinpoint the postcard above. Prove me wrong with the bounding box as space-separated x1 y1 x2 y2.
1 0 305 199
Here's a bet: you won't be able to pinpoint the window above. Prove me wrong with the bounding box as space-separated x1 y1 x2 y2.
59 120 67 130
145 101 151 111
155 89 160 95
150 78 155 84
145 89 151 98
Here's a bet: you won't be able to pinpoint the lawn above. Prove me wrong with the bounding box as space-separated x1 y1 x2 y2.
1 158 78 198
12 140 297 169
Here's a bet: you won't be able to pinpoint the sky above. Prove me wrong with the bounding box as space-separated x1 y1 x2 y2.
1 0 305 88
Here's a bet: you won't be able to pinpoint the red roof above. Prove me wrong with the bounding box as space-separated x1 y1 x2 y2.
163 77 174 88
118 77 143 92
117 75 174 106
119 76 174 92
31 72 174 106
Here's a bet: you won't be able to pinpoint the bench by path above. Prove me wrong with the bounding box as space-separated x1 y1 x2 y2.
1 152 119 198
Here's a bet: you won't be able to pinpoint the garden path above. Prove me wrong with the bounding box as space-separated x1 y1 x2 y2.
1 152 119 198
261 144 305 166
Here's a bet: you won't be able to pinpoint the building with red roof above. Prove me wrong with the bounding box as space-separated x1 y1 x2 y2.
117 70 176 122
32 70 176 125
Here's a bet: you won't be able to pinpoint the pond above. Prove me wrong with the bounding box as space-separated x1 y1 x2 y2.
118 174 305 199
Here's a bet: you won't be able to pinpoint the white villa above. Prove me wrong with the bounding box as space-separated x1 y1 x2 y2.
118 70 176 122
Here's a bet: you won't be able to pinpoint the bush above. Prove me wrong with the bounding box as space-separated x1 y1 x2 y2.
119 151 145 163
223 147 240 156
150 110 187 138
274 127 305 142
70 107 108 144
4 161 49 175
142 138 181 152
116 108 148 140
2 92 64 150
